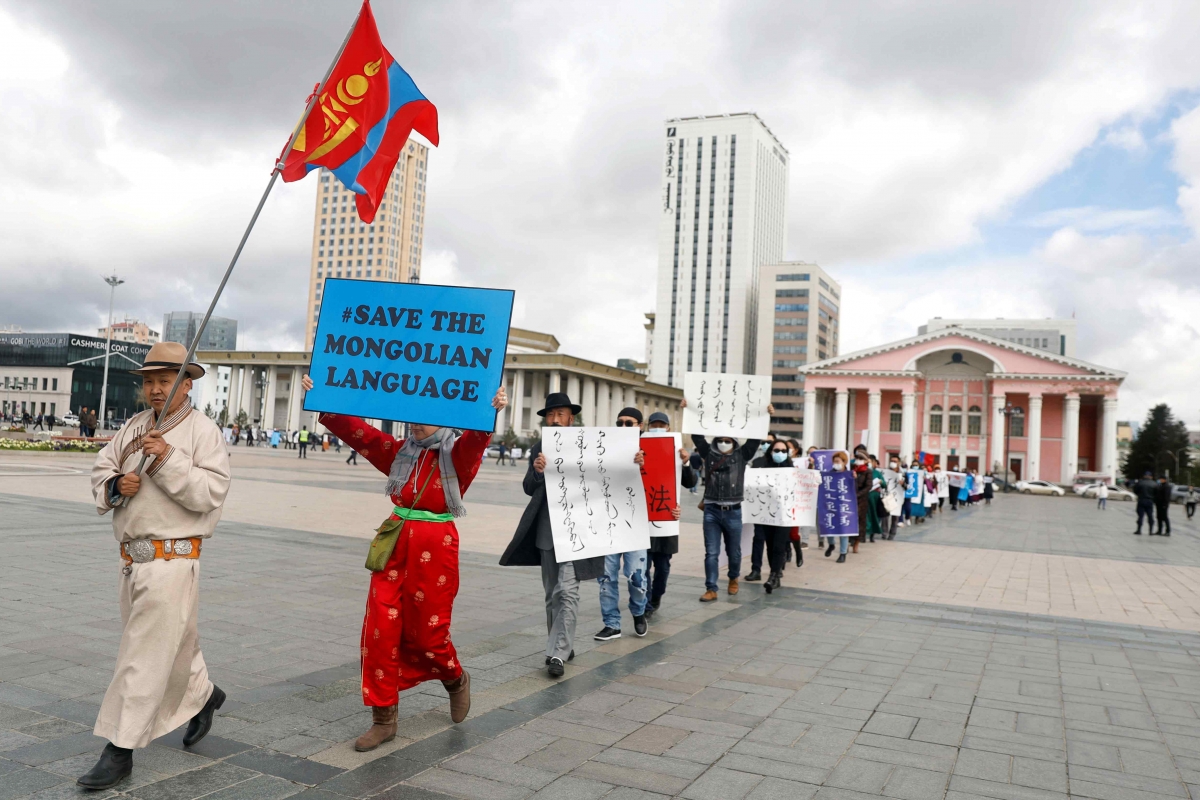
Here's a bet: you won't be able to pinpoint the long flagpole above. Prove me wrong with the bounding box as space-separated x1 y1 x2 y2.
122 6 362 502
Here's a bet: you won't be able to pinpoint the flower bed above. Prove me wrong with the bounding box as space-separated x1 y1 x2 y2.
0 438 106 453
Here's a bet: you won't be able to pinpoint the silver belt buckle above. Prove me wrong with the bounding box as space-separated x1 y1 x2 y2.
173 539 194 556
127 540 155 563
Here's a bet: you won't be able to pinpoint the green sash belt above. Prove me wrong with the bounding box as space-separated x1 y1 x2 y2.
390 506 454 523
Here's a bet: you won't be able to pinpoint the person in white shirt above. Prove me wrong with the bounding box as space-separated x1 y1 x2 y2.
1097 482 1109 511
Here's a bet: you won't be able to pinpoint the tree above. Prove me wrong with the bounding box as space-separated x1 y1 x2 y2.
203 403 216 421
235 409 249 428
1121 404 1191 481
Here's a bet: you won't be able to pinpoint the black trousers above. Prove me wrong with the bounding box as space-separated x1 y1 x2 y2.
1156 505 1171 534
1136 500 1154 531
298 443 308 458
1188 502 1196 519
648 552 672 605
755 525 790 575
751 526 767 572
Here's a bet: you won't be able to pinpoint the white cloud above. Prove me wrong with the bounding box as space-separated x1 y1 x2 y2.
1024 206 1177 233
1101 123 1148 151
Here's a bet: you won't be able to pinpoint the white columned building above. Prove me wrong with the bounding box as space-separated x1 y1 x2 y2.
832 389 849 450
1026 395 1043 481
1062 393 1081 483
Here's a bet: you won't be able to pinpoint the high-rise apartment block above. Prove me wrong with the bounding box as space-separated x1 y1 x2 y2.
99 318 159 344
649 113 789 387
305 139 430 350
752 262 841 439
162 312 237 350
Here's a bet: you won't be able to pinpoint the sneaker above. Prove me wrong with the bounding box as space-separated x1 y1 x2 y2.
544 650 574 665
594 627 622 641
699 590 718 602
745 570 762 582
633 615 647 637
548 658 565 678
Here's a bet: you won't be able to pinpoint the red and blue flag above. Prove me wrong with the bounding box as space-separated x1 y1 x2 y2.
281 1 438 223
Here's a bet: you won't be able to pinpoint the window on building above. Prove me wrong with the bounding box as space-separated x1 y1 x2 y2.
889 403 902 432
967 405 982 435
775 289 809 298
776 303 809 312
1010 408 1025 437
948 405 963 434
773 346 806 354
777 273 810 281
929 404 943 434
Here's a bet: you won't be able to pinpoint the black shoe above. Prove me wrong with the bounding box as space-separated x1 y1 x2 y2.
77 743 132 789
183 685 225 747
593 627 622 641
548 658 565 678
825 543 834 557
746 570 762 582
1134 530 1142 535
633 615 648 637
643 605 656 620
545 650 574 665
764 577 773 594
836 554 846 563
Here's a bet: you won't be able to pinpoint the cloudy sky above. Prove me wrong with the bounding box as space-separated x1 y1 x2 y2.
2 1 1199 425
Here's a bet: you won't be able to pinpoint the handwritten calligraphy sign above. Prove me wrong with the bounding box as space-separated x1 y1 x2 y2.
810 450 836 471
796 468 821 527
744 468 803 527
682 371 770 439
543 427 650 563
905 470 923 499
643 431 683 538
639 434 678 524
817 470 859 537
946 471 968 488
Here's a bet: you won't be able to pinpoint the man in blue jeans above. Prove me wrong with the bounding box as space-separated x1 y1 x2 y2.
595 407 652 641
691 426 767 602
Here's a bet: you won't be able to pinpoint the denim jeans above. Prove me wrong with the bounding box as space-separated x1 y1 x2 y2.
598 550 647 629
703 505 743 592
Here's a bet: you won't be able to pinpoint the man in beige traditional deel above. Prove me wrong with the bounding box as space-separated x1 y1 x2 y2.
78 341 231 790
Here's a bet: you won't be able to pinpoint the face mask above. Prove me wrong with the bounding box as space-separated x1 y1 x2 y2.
758 443 770 455
771 451 788 464
716 441 734 454
833 462 846 472
890 463 899 470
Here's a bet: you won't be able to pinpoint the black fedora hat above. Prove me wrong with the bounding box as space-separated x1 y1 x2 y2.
537 392 582 416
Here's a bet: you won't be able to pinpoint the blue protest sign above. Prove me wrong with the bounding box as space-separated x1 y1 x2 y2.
810 450 835 471
304 279 514 431
905 470 921 499
817 471 858 537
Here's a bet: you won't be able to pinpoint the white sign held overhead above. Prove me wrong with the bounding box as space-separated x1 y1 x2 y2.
542 427 651 563
682 371 771 440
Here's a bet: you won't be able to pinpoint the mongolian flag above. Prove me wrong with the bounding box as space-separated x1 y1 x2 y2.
280 1 438 223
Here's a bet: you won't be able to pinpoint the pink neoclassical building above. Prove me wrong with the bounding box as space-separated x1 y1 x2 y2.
798 328 1125 483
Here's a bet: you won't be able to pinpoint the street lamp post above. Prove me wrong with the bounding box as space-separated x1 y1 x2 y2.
98 274 125 434
1000 403 1019 492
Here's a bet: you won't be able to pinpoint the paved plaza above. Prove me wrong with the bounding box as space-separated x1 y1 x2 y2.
3 448 1200 799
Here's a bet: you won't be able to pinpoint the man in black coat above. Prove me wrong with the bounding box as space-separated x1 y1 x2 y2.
1155 477 1173 536
499 393 606 678
1133 471 1157 535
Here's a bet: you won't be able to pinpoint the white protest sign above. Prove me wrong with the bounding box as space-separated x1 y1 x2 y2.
796 468 821 527
643 431 683 538
682 371 770 440
947 471 968 488
744 468 803 527
542 427 651 563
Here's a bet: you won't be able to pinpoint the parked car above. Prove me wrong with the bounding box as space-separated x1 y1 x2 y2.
1079 484 1135 502
1172 485 1193 504
1015 479 1066 496
61 413 80 428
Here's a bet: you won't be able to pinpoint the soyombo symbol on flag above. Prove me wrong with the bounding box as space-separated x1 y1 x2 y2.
280 0 438 223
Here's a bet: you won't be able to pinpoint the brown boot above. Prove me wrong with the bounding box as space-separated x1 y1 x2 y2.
728 578 739 595
699 590 718 602
354 705 397 752
851 541 859 554
444 670 471 724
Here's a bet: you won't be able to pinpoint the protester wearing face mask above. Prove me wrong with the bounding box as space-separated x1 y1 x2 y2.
852 446 871 550
685 400 771 601
885 458 905 539
805 445 822 553
748 441 798 592
866 455 884 542
934 463 949 511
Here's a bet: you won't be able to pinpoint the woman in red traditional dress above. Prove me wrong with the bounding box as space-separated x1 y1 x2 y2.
301 375 507 750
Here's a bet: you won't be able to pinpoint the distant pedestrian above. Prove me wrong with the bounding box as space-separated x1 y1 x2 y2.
496 443 507 465
33 413 44 431
1096 482 1108 510
1133 471 1156 535
346 448 357 465
983 473 994 505
333 436 342 453
1187 486 1197 520
1155 477 1173 536
298 426 309 459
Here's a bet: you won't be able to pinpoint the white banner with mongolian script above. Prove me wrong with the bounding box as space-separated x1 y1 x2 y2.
682 371 771 440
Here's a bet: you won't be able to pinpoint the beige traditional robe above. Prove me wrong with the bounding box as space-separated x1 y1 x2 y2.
90 403 231 749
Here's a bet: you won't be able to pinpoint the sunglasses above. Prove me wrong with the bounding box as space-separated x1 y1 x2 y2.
616 419 639 427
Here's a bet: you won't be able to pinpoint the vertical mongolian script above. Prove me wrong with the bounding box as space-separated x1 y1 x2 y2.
550 429 583 553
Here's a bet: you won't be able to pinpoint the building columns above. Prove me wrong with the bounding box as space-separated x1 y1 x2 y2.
510 370 525 435
597 381 612 426
238 366 253 420
1062 394 1080 483
900 391 916 462
990 394 1006 473
1026 395 1043 481
866 390 881 458
287 367 302 432
567 374 580 404
832 390 849 450
1100 396 1118 481
581 377 595 427
802 389 818 452
549 371 561 394
262 366 278 428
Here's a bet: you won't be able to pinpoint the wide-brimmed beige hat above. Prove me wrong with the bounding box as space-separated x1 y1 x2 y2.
131 341 206 379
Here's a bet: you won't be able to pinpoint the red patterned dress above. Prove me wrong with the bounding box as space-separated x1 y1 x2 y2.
319 413 490 706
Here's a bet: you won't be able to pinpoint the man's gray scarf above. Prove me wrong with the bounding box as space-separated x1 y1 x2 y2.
385 428 466 518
